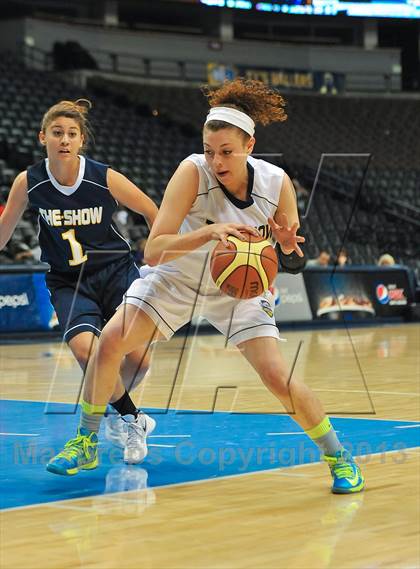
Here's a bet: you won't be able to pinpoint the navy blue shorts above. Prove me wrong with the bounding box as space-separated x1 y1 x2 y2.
46 255 140 343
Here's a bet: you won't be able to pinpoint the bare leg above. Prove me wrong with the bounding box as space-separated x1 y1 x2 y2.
239 338 366 493
46 308 161 475
68 331 97 371
120 346 151 393
82 305 161 406
239 337 325 430
68 332 131 403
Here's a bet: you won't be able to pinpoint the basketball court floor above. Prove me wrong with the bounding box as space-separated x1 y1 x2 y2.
1 323 419 568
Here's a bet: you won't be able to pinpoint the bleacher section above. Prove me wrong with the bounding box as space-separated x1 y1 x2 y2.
0 54 419 277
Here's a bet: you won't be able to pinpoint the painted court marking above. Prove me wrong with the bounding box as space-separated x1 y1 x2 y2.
266 432 306 436
149 434 191 438
1 399 419 512
0 433 40 437
316 388 420 397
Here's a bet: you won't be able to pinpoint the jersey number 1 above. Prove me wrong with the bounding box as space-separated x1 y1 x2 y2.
61 229 88 266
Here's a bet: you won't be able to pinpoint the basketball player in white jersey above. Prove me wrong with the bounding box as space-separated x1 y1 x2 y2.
48 80 364 494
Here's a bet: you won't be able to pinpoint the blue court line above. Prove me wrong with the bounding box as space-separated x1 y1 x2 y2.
0 399 419 510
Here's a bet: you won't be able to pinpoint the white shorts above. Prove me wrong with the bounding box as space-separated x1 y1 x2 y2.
122 271 280 346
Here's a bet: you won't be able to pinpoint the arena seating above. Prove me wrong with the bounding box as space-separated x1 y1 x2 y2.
0 53 419 277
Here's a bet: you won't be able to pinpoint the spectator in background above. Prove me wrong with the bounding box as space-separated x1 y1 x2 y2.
319 72 338 95
113 206 131 240
378 253 395 267
291 176 309 214
306 250 331 267
336 249 349 267
6 217 41 263
1 203 36 263
1 194 42 263
113 206 146 246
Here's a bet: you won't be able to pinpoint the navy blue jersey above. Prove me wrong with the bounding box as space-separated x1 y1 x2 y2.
27 156 131 274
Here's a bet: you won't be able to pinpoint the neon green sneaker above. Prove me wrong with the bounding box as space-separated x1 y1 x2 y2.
323 449 365 494
46 428 98 476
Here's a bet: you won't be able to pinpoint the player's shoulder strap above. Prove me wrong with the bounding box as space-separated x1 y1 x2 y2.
248 156 285 210
183 153 219 197
82 156 109 189
27 159 49 194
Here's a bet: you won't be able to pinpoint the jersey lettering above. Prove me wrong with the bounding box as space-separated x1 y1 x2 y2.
206 219 272 241
61 229 88 266
39 207 103 227
258 224 273 240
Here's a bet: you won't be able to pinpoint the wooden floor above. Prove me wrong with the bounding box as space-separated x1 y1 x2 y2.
1 323 419 569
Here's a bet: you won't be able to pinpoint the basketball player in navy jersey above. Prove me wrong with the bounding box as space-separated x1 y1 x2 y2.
48 81 364 494
0 99 158 465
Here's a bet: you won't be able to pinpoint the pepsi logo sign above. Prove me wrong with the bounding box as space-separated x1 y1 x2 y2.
376 283 407 306
376 284 389 304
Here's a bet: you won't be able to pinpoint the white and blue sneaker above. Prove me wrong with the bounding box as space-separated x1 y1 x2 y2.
104 412 127 448
105 407 156 450
323 449 365 494
123 413 156 464
46 428 98 476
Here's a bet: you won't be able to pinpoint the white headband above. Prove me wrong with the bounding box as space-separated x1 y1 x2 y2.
205 106 255 137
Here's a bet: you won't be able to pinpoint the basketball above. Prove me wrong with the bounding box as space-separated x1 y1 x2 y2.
210 234 278 299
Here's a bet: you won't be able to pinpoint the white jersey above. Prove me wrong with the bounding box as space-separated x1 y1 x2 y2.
141 153 284 293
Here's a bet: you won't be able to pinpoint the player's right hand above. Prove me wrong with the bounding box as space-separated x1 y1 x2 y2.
207 223 260 247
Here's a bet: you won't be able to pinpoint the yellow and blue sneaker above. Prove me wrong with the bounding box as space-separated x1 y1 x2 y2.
323 449 365 494
46 428 98 476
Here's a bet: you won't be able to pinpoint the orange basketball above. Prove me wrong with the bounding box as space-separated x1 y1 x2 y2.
210 234 278 299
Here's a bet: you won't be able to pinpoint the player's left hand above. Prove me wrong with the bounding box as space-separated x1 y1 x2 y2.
268 214 305 257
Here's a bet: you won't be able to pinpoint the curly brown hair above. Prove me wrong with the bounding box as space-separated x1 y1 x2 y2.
203 78 287 134
40 99 93 148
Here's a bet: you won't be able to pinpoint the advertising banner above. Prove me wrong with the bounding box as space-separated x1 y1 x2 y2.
367 270 412 318
272 272 313 322
207 62 237 86
0 271 54 332
207 63 345 93
237 66 345 93
303 267 413 321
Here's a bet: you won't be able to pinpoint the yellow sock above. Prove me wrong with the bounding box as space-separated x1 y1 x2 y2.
305 417 333 440
81 400 107 415
305 417 342 456
80 399 107 433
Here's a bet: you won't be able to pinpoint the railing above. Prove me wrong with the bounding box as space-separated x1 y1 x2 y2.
20 44 53 71
19 43 403 93
20 43 206 83
313 168 420 228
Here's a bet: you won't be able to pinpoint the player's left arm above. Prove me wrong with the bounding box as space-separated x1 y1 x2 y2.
268 173 306 274
107 169 158 229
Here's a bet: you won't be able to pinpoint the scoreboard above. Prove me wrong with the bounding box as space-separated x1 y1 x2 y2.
198 0 420 18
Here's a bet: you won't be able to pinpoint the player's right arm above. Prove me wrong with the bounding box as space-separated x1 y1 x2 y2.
144 161 258 266
0 171 28 250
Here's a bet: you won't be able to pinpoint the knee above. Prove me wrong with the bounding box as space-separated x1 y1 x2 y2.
98 324 127 360
70 343 95 371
